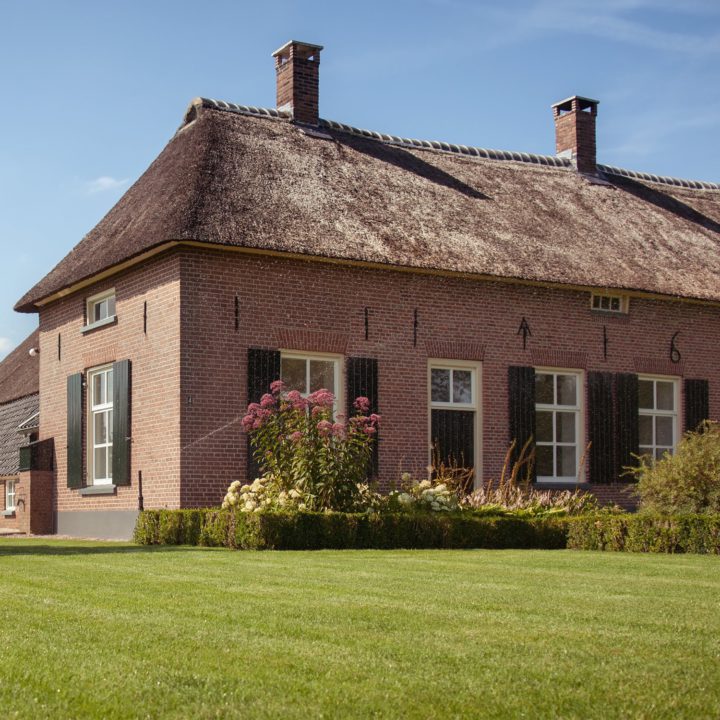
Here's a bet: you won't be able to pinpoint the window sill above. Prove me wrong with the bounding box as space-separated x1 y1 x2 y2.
79 484 117 496
81 316 117 335
2 510 16 517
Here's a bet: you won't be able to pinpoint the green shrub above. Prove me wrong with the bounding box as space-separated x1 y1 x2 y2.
628 421 720 514
134 509 569 550
238 382 379 512
566 514 720 554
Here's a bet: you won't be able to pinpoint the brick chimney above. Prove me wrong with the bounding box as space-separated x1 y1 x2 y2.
272 40 323 126
552 96 599 174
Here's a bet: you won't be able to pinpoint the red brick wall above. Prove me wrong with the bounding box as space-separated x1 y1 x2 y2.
38 252 183 514
0 471 53 534
178 247 720 508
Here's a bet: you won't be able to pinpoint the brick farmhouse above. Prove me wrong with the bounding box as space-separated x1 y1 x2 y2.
8 40 720 539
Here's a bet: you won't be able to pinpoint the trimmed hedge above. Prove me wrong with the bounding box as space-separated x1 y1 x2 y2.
566 514 720 554
134 509 720 553
133 509 569 550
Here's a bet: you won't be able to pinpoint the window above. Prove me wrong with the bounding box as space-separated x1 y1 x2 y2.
6 480 16 511
88 365 114 485
429 361 481 481
86 289 116 327
280 352 342 409
590 292 628 313
639 376 678 460
535 369 583 482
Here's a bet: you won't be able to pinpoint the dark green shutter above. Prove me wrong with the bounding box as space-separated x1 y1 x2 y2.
112 360 131 486
614 373 639 479
684 379 709 433
347 357 379 475
67 372 83 488
431 409 475 480
588 372 615 484
508 366 536 477
246 348 281 480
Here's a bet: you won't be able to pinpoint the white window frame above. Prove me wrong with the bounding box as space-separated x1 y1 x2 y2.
280 351 344 414
427 360 483 489
638 375 679 460
6 480 16 511
590 292 629 314
87 364 114 486
535 368 585 484
85 289 116 328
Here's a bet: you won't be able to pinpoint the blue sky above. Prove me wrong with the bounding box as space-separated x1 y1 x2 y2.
1 0 718 357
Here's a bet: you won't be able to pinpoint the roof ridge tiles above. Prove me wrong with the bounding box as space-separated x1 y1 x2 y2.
193 97 720 191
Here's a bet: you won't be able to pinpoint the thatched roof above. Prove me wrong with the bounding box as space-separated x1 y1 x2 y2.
16 99 720 312
0 331 39 405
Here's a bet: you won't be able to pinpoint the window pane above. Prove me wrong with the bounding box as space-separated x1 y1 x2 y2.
94 412 108 444
601 296 610 310
556 412 576 443
431 369 450 403
93 373 105 406
536 445 553 477
310 360 335 393
655 448 667 461
638 380 654 409
556 375 577 406
639 446 652 457
94 448 107 480
592 295 601 309
536 411 553 442
639 415 653 446
107 369 113 403
107 448 113 479
656 415 674 446
535 373 554 404
656 382 674 411
557 446 576 477
452 370 472 404
610 297 620 311
281 358 307 393
108 410 114 443
107 295 116 317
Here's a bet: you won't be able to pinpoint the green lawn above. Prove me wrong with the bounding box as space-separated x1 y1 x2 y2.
0 542 718 719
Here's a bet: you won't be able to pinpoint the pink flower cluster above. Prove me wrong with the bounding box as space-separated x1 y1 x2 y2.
242 382 380 438
241 402 273 431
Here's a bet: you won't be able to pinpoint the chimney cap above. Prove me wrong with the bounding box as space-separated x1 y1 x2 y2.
552 95 600 113
272 40 324 59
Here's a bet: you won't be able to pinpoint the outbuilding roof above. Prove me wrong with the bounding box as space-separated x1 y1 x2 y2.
0 393 39 476
15 100 720 312
0 331 39 405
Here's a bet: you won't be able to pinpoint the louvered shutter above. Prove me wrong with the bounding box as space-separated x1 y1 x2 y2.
347 357 379 476
508 366 536 477
684 379 709 433
431 409 475 470
67 372 84 488
614 373 639 479
112 360 131 486
588 371 615 483
246 348 281 480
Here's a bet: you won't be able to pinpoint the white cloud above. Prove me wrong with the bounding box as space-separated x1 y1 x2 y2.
85 176 130 194
443 0 720 55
